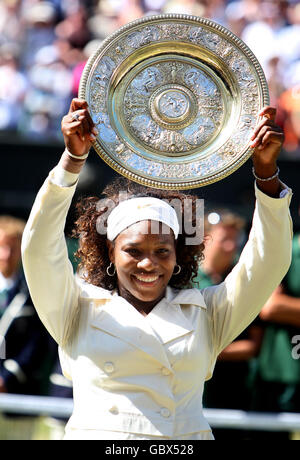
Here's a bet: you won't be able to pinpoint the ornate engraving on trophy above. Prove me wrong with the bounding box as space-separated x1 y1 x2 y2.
159 23 190 40
81 15 268 187
183 116 215 146
127 26 160 49
121 60 223 155
130 66 163 95
90 83 106 113
95 112 117 143
184 68 219 98
189 26 206 44
158 90 189 119
149 84 197 129
170 62 183 83
239 114 256 132
94 57 115 87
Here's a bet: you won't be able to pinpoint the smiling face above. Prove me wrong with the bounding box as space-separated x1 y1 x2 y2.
107 220 177 308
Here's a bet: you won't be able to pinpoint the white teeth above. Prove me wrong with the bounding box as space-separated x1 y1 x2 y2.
134 275 159 283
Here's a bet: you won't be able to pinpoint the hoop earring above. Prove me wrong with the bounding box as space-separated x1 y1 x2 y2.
173 264 181 275
106 262 116 277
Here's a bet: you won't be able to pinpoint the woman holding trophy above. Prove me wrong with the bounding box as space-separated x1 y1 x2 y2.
21 16 293 440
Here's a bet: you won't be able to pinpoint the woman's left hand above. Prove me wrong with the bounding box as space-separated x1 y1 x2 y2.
250 106 284 175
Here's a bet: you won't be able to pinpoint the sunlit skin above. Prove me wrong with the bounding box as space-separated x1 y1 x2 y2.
0 230 21 279
107 220 177 316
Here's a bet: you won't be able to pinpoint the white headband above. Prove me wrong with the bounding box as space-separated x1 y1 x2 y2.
107 197 180 242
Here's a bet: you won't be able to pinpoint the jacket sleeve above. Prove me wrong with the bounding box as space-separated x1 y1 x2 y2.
201 183 293 357
21 168 80 347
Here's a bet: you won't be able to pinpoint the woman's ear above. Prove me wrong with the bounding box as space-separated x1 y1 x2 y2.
106 239 115 263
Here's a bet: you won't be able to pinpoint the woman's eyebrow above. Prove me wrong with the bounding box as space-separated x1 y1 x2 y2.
123 240 173 247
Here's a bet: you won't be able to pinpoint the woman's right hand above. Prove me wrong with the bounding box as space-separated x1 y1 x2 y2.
61 98 98 157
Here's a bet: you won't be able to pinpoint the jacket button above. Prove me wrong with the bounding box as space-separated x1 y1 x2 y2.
160 407 171 418
109 406 119 415
161 367 171 376
104 361 115 373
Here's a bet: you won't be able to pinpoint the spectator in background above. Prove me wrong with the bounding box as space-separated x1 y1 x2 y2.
0 215 55 440
54 4 91 49
241 1 287 73
71 39 103 97
192 209 265 439
19 37 76 139
141 0 167 14
277 84 300 157
193 209 246 287
224 1 248 37
205 0 228 25
264 54 286 106
276 1 300 71
87 0 122 41
0 44 27 131
232 0 262 23
115 0 144 28
21 1 58 70
0 0 24 47
0 0 300 165
162 0 207 16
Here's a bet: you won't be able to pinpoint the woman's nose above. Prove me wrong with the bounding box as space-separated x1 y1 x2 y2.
137 256 157 270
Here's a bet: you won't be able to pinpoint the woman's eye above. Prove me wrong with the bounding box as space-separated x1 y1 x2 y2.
157 248 169 254
126 248 140 256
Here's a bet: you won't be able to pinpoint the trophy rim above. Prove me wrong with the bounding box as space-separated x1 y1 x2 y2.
79 14 269 190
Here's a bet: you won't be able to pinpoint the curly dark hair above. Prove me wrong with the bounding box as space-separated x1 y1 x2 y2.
73 177 205 291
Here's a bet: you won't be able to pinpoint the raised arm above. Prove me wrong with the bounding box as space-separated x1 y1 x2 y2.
21 99 97 346
202 106 293 355
250 106 284 198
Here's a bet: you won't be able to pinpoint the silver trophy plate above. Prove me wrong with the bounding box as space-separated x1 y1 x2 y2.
79 14 269 189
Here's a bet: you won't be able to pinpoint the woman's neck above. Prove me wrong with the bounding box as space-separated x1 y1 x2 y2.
117 285 166 316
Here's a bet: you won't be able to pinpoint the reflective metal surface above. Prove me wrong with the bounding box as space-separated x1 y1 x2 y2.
79 14 269 189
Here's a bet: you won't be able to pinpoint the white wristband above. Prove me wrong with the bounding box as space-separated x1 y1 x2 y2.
65 148 89 160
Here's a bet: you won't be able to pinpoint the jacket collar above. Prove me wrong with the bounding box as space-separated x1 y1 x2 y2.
83 282 206 371
79 278 207 309
168 287 207 308
146 286 207 343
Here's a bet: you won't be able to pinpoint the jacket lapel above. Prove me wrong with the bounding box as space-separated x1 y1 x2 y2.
86 284 206 370
146 287 207 344
90 293 172 370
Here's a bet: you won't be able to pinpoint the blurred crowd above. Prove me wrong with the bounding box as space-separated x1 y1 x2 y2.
0 0 300 157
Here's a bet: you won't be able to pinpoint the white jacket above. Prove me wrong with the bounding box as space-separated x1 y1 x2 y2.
21 168 293 440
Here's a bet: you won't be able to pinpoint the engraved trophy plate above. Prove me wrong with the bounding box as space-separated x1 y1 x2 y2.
79 14 269 189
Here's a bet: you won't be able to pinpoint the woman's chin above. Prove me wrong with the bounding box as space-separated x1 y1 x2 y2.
130 289 163 303
130 275 165 299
